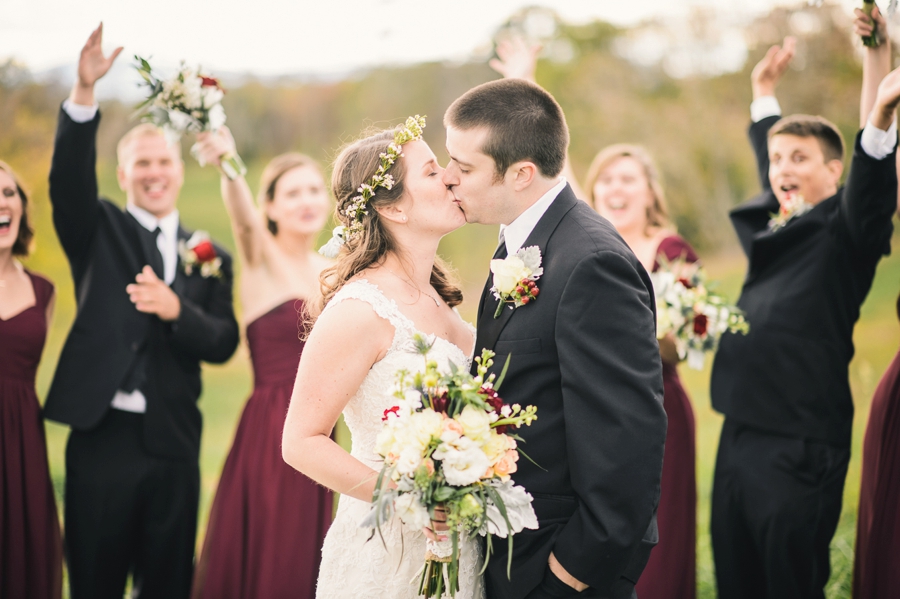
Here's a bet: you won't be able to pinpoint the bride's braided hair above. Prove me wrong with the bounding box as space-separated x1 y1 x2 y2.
311 127 463 320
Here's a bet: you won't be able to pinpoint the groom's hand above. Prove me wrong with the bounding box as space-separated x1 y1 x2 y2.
70 22 123 106
126 265 181 322
548 552 588 592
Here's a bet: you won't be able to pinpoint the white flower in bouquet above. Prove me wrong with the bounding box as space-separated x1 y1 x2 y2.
432 436 491 486
133 56 246 180
455 405 492 443
394 493 432 530
482 480 539 538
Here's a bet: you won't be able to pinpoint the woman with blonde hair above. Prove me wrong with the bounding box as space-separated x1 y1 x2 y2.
586 144 698 599
0 160 62 599
281 118 482 598
191 132 334 599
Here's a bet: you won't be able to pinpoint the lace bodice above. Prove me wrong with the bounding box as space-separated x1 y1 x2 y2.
324 280 474 470
316 280 483 599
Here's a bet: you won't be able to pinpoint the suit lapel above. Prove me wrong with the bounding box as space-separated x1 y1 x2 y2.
475 184 578 354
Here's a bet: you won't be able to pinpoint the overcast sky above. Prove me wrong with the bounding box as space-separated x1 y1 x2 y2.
0 0 865 79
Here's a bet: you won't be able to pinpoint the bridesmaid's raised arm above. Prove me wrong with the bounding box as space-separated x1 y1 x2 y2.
194 128 269 267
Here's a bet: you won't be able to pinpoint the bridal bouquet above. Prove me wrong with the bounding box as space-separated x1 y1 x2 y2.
363 335 538 598
651 258 749 370
133 56 246 180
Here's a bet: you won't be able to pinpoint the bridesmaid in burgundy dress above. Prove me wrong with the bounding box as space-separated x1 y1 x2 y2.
191 133 333 599
0 161 62 599
853 8 900 598
586 145 697 599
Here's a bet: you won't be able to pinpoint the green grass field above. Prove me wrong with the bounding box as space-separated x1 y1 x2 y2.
27 163 900 599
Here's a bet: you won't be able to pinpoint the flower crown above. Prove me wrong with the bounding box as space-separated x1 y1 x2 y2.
319 115 426 258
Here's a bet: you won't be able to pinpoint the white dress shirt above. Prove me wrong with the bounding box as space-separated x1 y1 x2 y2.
750 96 897 160
62 99 99 123
499 177 567 256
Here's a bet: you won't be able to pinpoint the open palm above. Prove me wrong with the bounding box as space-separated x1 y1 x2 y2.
77 23 123 88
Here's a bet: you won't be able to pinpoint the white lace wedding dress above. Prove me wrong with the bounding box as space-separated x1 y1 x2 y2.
315 280 485 599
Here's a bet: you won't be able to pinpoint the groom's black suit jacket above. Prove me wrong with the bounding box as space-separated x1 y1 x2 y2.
43 108 239 461
710 116 897 447
474 185 667 599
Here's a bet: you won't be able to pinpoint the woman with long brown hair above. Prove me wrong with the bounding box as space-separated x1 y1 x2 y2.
281 119 480 598
0 160 62 599
191 132 334 599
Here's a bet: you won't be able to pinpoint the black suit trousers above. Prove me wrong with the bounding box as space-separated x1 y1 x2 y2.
711 419 849 599
64 410 199 599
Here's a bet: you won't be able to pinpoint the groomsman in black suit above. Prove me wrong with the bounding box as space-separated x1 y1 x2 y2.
444 78 667 599
710 37 900 599
43 25 239 599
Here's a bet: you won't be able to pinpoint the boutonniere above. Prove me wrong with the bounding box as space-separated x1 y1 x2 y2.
490 245 543 318
768 192 813 231
178 231 222 278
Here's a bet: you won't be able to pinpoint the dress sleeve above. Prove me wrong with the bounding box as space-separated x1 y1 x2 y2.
656 235 699 268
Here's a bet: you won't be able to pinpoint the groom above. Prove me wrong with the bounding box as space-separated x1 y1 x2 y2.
444 79 667 599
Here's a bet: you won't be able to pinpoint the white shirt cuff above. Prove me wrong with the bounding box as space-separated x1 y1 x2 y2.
750 96 782 123
62 99 99 123
860 118 898 160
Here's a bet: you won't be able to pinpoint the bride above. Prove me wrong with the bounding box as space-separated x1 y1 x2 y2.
281 118 484 598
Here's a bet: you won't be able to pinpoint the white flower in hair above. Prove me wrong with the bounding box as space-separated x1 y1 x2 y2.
318 226 347 258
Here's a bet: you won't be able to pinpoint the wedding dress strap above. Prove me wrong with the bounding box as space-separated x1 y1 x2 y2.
323 279 417 349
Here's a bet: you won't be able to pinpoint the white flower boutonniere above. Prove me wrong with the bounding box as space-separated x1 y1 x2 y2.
490 245 543 319
768 192 813 231
178 231 222 278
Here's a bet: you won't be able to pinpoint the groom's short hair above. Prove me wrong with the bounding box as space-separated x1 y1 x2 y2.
444 79 568 181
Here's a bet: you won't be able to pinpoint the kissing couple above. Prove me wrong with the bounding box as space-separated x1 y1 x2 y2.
280 78 667 599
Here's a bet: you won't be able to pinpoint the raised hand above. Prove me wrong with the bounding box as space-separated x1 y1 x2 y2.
70 23 123 106
871 64 900 130
488 35 541 83
751 36 796 100
126 265 181 322
855 4 888 41
194 127 237 170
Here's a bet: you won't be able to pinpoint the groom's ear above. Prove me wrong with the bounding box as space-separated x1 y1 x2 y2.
510 161 537 192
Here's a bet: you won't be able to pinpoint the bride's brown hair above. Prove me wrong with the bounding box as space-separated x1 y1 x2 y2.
311 127 463 321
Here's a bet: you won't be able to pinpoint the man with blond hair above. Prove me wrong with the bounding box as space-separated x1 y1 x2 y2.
44 24 239 599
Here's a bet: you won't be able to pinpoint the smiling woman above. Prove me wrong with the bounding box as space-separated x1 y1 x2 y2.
0 160 63 599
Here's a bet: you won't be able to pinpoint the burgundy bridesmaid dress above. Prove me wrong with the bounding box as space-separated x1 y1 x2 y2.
0 271 62 599
192 299 332 599
636 235 698 599
853 293 900 599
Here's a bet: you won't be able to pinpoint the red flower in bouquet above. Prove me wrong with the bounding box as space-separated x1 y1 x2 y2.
200 76 221 88
693 313 709 337
382 406 400 422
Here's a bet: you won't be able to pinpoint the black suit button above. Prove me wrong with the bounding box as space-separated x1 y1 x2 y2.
131 342 139 351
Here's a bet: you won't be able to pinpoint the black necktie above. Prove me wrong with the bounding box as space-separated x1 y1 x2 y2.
147 226 165 280
493 232 508 260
